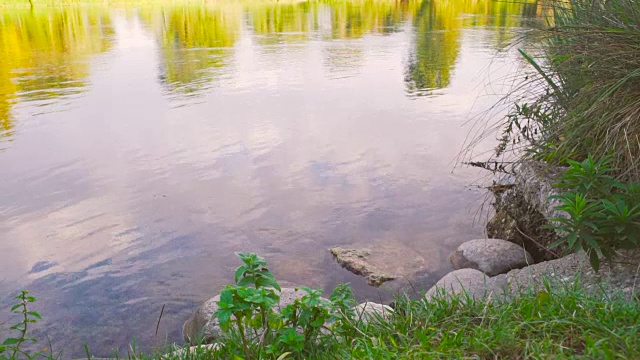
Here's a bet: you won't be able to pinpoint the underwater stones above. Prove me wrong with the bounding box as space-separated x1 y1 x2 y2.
450 238 533 276
329 247 396 286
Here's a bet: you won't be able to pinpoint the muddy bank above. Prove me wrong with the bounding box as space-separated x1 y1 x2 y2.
485 161 565 262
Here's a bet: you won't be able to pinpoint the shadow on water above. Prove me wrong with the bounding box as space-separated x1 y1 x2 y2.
0 0 542 356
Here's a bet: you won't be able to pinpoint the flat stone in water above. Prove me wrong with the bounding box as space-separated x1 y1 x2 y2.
329 247 395 286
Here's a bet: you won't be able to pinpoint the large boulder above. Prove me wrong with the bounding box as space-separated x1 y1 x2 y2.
353 302 394 325
450 238 533 276
183 287 328 345
424 269 507 301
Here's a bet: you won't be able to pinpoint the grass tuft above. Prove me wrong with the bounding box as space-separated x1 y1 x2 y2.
465 0 640 181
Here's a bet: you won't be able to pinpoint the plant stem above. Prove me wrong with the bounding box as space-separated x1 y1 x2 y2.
10 293 28 359
237 318 250 359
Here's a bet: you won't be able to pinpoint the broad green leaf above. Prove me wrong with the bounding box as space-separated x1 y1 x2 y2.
234 266 247 283
27 311 41 319
2 338 19 345
238 276 257 288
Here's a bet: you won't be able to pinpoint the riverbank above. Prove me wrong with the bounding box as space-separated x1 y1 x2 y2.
4 245 638 359
107 247 640 359
158 280 640 359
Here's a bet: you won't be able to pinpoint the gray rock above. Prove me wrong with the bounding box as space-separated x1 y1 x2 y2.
505 249 640 300
329 247 395 286
424 269 507 301
353 302 393 325
183 287 328 345
450 238 533 276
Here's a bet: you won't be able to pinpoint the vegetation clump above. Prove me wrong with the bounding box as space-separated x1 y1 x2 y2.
468 0 640 270
494 0 640 177
210 252 358 359
549 155 640 271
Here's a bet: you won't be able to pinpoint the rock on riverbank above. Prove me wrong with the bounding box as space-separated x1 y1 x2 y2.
450 238 533 276
427 249 640 301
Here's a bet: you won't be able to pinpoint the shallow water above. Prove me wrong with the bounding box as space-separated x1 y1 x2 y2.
0 0 538 356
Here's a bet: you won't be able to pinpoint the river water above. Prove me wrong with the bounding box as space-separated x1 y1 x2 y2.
0 0 538 356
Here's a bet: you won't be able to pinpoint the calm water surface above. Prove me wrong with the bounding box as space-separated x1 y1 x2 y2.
0 0 538 356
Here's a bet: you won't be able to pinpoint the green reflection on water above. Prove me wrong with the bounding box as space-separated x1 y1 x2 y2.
139 5 242 95
0 0 539 140
406 0 538 96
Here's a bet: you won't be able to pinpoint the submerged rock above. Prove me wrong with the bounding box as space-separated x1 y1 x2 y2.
183 287 328 345
424 269 507 301
450 238 533 276
329 247 396 286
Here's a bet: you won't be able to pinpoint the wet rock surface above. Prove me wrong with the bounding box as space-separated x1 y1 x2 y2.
450 238 533 276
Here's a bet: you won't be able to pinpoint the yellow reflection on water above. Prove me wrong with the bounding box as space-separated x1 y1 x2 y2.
406 0 538 96
0 7 113 138
0 0 539 139
139 5 242 95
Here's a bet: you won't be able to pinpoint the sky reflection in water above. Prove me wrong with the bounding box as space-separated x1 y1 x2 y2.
0 0 539 356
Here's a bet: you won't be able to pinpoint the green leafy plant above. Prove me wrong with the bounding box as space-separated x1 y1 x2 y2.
213 253 358 359
549 155 640 271
0 291 42 360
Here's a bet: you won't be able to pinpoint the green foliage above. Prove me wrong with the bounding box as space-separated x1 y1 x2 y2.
548 155 640 271
345 280 640 359
113 279 640 359
0 291 43 360
212 253 358 359
472 0 640 182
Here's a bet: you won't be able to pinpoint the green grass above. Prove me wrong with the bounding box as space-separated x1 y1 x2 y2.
343 285 640 359
467 0 640 181
536 0 640 179
106 283 640 359
3 278 639 359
